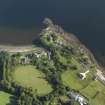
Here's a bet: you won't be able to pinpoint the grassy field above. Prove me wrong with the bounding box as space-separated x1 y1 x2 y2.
13 65 52 95
62 70 105 105
0 91 15 105
62 69 94 90
80 81 105 105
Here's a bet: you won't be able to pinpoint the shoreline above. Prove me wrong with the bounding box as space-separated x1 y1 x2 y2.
0 20 105 79
0 44 35 53
0 38 105 84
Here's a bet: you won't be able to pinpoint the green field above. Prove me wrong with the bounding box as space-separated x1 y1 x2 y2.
62 70 105 105
13 65 52 95
62 69 93 90
80 81 105 105
0 91 15 105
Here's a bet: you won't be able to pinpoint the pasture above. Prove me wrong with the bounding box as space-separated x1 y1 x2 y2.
13 65 52 95
62 70 105 105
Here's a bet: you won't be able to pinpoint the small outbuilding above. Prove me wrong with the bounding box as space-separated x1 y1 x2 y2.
19 56 30 65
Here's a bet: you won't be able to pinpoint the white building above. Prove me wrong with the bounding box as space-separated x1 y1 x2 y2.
34 51 47 58
19 56 30 64
79 70 89 80
70 92 87 105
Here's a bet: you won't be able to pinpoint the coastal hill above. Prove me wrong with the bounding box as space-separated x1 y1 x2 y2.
0 18 105 105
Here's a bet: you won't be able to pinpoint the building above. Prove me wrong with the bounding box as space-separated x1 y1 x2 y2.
34 50 47 58
79 70 89 80
68 92 87 105
19 56 30 64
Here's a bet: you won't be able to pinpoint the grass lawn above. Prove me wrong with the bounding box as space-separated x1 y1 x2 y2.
0 91 15 105
62 70 105 105
80 81 105 105
62 70 83 90
90 92 105 105
13 65 52 95
62 70 93 90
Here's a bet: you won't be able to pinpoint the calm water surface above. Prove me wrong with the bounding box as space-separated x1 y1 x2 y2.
0 0 105 64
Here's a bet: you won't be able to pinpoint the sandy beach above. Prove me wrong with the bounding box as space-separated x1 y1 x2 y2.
0 45 36 53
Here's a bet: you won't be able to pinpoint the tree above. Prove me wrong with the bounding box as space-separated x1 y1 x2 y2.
0 51 9 80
